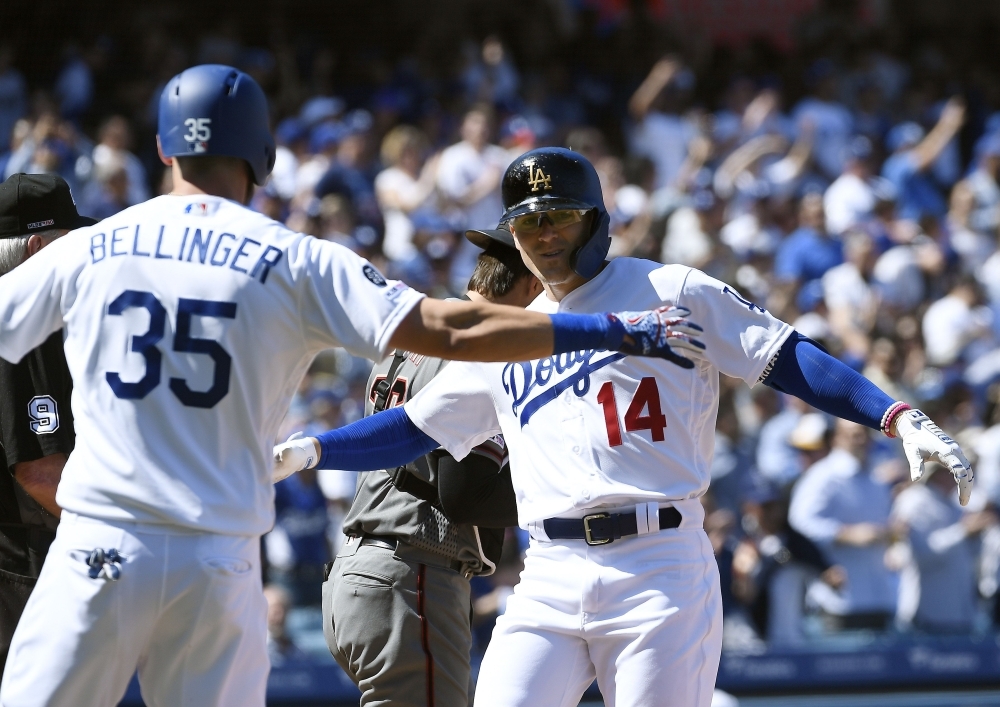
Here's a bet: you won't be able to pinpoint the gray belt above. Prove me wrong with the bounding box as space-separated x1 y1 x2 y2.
358 533 466 575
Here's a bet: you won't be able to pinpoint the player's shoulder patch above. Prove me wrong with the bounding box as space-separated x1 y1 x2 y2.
363 264 387 287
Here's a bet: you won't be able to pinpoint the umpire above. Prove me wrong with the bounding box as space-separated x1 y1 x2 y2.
323 227 542 706
0 173 96 676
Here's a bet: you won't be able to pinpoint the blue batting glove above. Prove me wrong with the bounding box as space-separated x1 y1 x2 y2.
606 306 706 368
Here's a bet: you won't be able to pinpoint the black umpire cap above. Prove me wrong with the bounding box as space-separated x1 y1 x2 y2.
0 173 97 240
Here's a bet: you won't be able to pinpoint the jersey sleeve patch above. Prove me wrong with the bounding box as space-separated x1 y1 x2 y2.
27 395 60 435
468 434 508 467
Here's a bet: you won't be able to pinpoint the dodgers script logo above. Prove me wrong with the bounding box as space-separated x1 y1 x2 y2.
502 350 625 427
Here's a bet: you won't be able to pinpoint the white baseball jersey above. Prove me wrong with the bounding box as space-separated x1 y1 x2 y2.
405 257 792 526
0 194 423 536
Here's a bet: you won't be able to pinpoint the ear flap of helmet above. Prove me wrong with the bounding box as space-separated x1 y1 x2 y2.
570 209 611 278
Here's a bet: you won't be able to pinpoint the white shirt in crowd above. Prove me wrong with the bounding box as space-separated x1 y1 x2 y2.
872 245 924 311
967 167 1000 235
789 448 896 615
892 481 978 631
435 140 509 231
662 206 712 267
375 166 428 262
823 172 875 235
792 98 854 178
404 257 792 527
92 143 149 206
628 111 696 189
269 145 300 201
922 293 993 367
0 194 424 536
822 263 875 317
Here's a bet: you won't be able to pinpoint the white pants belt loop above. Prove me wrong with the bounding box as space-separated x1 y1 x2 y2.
635 503 650 535
527 519 550 542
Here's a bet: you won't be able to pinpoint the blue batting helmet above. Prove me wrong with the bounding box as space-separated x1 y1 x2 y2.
158 64 276 185
500 147 611 279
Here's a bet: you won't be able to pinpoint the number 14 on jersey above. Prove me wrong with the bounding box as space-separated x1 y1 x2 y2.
596 377 667 447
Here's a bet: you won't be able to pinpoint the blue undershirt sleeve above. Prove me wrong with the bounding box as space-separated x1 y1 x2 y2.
315 406 439 471
550 313 624 354
762 332 895 430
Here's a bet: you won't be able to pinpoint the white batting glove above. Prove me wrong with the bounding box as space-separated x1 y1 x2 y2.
895 409 974 506
272 432 320 483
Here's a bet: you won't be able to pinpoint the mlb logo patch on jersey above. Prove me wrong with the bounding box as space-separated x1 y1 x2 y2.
185 201 220 217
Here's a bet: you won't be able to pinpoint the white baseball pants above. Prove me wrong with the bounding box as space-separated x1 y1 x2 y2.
474 527 722 707
0 512 268 707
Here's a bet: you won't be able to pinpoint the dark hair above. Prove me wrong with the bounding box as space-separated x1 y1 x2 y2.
467 242 533 300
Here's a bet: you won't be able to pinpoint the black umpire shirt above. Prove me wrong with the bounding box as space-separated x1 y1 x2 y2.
0 330 73 577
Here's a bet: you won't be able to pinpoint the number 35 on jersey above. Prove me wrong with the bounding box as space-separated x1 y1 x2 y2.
104 290 237 409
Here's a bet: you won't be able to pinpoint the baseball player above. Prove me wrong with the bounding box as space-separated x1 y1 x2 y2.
274 147 974 707
0 173 96 677
0 66 700 707
324 234 540 705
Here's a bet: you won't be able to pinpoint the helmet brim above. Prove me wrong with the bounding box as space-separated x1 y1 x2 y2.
502 195 597 221
465 228 516 249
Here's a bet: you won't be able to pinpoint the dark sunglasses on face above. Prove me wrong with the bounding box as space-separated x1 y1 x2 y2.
510 209 589 235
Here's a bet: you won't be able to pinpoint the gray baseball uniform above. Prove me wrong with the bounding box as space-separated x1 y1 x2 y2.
323 348 515 707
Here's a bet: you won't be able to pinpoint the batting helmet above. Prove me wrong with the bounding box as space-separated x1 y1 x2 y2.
501 147 611 278
158 64 276 185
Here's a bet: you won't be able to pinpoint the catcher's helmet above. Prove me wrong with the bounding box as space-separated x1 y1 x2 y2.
158 65 276 185
500 147 610 278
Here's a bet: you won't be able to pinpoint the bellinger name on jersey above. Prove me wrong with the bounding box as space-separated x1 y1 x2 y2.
88 224 284 285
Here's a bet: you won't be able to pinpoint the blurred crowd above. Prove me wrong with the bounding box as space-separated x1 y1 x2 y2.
9 0 1000 663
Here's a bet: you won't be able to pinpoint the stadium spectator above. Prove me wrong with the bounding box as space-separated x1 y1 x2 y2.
732 477 844 645
628 57 697 189
789 420 896 630
264 584 309 666
271 466 333 606
892 463 997 633
435 104 509 287
774 192 843 311
824 136 876 236
374 125 441 265
793 59 853 180
964 134 1000 237
0 46 25 153
881 98 965 223
922 276 993 368
822 229 880 362
90 116 148 207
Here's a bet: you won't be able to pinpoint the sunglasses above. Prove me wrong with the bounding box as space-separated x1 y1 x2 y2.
509 209 589 235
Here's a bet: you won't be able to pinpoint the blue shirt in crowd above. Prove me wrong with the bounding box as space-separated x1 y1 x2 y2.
774 226 843 283
274 474 331 566
882 151 946 221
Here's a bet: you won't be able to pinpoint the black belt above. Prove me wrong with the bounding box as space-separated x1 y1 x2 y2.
543 506 682 546
358 533 465 573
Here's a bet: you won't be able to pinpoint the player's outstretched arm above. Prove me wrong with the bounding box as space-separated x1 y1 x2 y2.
389 298 705 366
272 407 437 480
763 332 974 505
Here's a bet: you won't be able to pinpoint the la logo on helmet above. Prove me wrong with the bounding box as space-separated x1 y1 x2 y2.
528 164 552 192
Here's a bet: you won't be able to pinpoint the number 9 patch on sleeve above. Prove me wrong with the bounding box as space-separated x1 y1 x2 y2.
28 395 60 435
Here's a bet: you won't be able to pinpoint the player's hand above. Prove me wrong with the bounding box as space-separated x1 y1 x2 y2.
272 432 320 483
895 409 974 506
607 306 705 368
